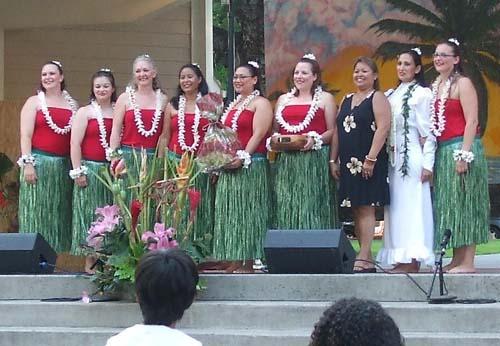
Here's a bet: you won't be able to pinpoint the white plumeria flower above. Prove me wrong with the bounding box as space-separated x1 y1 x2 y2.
371 121 377 132
346 157 362 175
340 198 351 208
343 115 356 133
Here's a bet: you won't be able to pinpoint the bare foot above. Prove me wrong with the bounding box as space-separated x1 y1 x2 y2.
354 258 374 270
447 265 476 274
389 262 419 273
443 262 459 272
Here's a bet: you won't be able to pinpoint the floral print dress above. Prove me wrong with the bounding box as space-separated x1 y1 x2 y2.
337 91 389 207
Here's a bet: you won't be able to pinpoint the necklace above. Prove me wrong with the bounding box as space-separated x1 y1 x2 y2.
275 86 323 133
177 93 202 152
37 90 78 135
126 86 163 137
430 76 451 137
221 90 260 131
91 100 115 152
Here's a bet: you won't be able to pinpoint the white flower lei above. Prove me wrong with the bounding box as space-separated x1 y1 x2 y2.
177 93 202 152
221 90 260 131
430 76 451 137
37 90 77 135
275 86 323 133
126 86 163 137
91 101 114 154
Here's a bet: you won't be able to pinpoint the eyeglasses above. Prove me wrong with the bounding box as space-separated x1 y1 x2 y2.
233 75 252 80
432 53 456 58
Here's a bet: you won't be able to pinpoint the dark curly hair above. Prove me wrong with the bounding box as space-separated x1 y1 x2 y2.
309 298 404 346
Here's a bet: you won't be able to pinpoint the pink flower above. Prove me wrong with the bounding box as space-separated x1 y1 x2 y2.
111 158 127 178
141 223 178 251
95 205 120 227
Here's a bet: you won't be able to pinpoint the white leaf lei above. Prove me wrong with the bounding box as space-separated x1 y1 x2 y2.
126 86 164 137
37 90 78 135
430 76 451 137
221 90 260 131
275 86 323 133
177 93 202 152
91 100 114 152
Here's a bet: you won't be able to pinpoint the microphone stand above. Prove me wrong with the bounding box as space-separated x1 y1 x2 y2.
427 245 456 304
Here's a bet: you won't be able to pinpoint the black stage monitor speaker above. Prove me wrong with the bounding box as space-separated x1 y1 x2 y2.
264 229 356 274
0 233 57 274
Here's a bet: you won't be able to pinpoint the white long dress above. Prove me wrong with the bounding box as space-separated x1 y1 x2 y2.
377 82 435 266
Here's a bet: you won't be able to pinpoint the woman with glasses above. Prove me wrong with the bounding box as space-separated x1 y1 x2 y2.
376 49 435 273
431 39 489 273
271 54 339 231
18 60 78 253
70 69 116 272
212 61 273 273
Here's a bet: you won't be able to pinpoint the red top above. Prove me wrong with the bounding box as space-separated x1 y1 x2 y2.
223 109 267 154
122 109 163 149
31 108 72 156
278 105 327 135
81 118 113 162
168 113 210 155
437 99 479 142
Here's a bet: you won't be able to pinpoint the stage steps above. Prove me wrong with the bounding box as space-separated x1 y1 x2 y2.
0 274 499 346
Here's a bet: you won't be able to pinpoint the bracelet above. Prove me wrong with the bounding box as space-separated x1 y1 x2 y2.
265 133 279 151
236 150 252 169
453 149 474 163
17 154 36 167
106 148 123 162
307 131 323 151
69 165 89 179
365 155 377 163
329 159 338 164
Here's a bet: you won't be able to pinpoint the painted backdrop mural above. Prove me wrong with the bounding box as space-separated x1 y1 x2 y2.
264 0 500 158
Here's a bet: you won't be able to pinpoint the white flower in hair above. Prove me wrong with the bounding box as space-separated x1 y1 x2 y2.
192 62 200 68
248 61 259 69
302 53 316 60
411 47 422 56
51 60 62 68
448 38 460 46
99 68 111 72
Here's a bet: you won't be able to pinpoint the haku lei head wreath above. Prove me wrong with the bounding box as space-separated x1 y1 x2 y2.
50 60 62 68
411 47 422 56
302 53 316 61
248 61 259 69
448 38 460 46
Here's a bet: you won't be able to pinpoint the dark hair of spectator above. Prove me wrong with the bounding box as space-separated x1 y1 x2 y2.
135 249 199 326
353 56 380 90
309 297 405 346
170 64 209 110
39 60 66 92
89 69 118 103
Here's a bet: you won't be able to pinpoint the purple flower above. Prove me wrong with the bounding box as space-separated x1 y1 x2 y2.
141 223 178 250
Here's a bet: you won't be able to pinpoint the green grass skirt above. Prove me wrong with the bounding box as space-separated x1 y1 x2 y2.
272 146 339 229
434 138 490 249
70 160 113 255
213 156 270 260
18 151 72 253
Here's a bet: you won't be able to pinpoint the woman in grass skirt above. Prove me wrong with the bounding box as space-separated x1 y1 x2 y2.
431 39 489 273
271 54 338 230
18 60 78 252
160 63 214 251
213 61 273 273
108 54 167 217
69 69 116 272
376 49 435 273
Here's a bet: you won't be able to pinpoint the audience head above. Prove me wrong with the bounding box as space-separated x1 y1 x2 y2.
135 249 199 326
309 297 404 346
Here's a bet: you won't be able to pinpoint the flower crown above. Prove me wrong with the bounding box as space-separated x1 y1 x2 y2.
302 53 316 61
99 68 112 73
411 47 422 56
248 61 259 69
448 38 460 46
50 60 62 68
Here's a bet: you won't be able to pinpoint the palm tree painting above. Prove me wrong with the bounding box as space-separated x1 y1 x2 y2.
369 0 500 135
